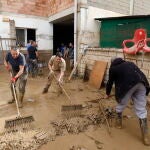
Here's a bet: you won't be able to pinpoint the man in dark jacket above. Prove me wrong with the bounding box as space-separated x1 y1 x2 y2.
106 57 150 146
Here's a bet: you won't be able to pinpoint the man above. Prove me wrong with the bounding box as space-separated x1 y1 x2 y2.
105 57 150 145
68 42 74 69
4 46 28 108
59 43 65 57
26 40 33 50
27 41 38 77
42 52 66 94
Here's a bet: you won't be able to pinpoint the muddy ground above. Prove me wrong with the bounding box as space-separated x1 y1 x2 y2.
0 65 150 150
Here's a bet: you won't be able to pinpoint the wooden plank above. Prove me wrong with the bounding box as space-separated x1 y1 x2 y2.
89 61 107 89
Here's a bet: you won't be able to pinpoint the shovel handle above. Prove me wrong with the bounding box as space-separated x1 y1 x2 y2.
98 100 111 135
9 72 21 117
12 83 21 117
53 73 72 103
68 53 84 81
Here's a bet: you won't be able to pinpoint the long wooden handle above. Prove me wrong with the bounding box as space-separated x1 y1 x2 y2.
9 71 21 117
98 99 111 135
53 73 72 103
68 54 83 81
12 83 21 117
58 83 71 102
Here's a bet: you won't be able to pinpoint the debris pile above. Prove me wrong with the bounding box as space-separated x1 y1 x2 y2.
0 105 115 150
51 107 116 135
51 117 91 135
0 128 56 150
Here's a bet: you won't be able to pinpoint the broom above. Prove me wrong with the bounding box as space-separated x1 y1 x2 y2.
5 75 34 130
53 73 83 118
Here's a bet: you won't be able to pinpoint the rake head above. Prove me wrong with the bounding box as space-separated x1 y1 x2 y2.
5 115 34 129
61 104 83 118
61 104 83 112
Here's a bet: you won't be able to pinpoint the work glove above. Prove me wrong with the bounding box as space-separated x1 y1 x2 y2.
11 77 17 83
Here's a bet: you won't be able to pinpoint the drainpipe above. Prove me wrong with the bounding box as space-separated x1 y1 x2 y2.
130 0 134 15
74 0 77 65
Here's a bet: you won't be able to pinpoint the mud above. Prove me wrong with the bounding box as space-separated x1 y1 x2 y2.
0 66 150 150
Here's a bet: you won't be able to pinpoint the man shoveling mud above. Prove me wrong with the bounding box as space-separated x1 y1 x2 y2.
4 46 28 108
42 52 66 94
105 57 150 146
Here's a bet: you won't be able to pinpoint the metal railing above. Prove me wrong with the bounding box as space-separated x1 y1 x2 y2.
0 38 16 64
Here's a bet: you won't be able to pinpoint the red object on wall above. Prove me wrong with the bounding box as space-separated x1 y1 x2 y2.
122 29 147 54
143 38 150 52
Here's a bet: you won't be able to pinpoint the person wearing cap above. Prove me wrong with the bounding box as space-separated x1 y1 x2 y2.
105 57 150 145
42 52 66 94
4 46 28 108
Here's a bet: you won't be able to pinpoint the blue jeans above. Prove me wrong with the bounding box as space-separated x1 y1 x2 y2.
28 59 38 77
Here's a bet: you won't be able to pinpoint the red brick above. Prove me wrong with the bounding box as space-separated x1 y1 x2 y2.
1 0 73 17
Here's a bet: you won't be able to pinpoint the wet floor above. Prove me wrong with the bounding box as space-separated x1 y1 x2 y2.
0 65 150 150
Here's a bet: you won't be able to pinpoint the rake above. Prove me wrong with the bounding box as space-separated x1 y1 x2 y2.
53 74 83 118
4 82 34 130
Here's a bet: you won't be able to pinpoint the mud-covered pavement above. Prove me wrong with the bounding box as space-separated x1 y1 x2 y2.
0 66 150 150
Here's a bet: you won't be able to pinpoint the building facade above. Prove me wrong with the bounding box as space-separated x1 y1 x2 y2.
1 0 150 80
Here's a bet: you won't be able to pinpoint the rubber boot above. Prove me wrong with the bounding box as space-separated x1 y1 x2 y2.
8 98 15 104
18 92 24 108
42 84 50 94
139 118 150 146
115 112 122 129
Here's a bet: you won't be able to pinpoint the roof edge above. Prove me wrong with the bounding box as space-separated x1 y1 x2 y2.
95 15 150 21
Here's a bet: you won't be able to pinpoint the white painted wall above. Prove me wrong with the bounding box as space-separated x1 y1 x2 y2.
79 6 124 47
0 13 53 50
86 6 124 31
0 17 10 38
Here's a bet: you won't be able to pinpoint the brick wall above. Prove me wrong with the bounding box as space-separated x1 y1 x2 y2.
1 0 150 17
47 0 74 16
0 0 48 17
0 0 74 17
79 48 150 83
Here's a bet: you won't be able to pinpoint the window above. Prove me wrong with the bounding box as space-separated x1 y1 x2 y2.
16 29 25 47
16 28 36 47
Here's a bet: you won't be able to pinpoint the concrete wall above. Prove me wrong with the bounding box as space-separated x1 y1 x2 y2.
79 48 150 84
78 6 123 47
134 0 150 15
0 13 52 50
87 0 150 15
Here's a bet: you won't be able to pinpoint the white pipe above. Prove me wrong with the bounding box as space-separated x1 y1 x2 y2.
130 0 135 15
74 0 77 65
